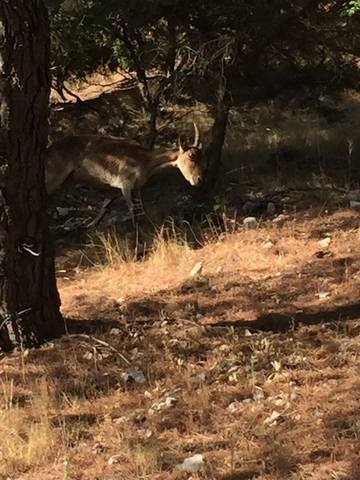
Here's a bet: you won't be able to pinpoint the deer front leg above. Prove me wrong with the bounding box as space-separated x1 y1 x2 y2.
122 185 136 226
132 189 156 227
132 189 145 217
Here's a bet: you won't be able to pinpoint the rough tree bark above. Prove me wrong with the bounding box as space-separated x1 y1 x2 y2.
198 72 232 194
0 0 63 351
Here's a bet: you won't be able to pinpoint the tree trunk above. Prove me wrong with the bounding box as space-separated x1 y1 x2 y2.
200 73 232 194
146 98 160 150
0 1 63 351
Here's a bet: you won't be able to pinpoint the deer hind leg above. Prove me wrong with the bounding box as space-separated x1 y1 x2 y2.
88 188 142 228
45 156 78 196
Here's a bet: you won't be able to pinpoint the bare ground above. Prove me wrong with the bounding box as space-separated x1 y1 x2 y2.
2 73 360 479
2 207 360 479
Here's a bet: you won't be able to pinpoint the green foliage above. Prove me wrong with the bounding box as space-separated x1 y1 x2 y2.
46 0 360 105
48 2 139 85
342 1 360 16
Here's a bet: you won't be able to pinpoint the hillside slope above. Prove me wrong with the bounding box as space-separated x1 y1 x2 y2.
1 209 360 479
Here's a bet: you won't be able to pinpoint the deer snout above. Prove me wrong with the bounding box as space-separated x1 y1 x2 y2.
190 176 202 186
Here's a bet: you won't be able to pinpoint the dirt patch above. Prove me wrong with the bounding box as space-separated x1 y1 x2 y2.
4 73 360 479
2 209 360 479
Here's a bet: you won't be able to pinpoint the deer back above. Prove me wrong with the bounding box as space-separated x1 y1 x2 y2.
45 135 154 194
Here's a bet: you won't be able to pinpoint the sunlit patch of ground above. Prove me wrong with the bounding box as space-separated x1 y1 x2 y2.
1 209 360 479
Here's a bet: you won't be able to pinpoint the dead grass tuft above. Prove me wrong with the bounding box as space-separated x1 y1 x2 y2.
125 440 164 476
149 221 192 268
0 379 60 475
87 227 138 266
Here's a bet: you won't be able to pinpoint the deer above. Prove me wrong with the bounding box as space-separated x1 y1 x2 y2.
45 122 204 226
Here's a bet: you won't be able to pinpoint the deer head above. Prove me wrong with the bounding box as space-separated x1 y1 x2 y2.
176 122 204 186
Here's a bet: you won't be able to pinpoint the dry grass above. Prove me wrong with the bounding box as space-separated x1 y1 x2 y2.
84 219 194 268
7 74 360 480
0 379 61 475
59 207 350 318
50 71 129 104
148 221 193 267
224 91 360 191
88 227 138 266
2 208 360 479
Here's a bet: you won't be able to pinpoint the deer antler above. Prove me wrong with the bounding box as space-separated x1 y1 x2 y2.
192 121 200 148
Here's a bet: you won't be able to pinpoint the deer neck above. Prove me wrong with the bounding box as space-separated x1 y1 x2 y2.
145 147 179 180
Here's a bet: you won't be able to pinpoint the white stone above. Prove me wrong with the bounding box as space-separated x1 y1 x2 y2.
190 261 203 277
177 454 204 472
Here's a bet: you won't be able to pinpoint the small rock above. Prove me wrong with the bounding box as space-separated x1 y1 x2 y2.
348 190 360 202
219 343 230 352
164 396 177 407
112 415 130 424
227 401 240 412
109 327 121 336
130 347 139 358
266 202 276 215
149 395 177 414
264 410 281 426
177 454 205 473
272 213 287 225
121 366 146 384
108 454 122 465
190 261 203 277
273 397 289 408
317 237 331 249
143 429 153 439
216 266 224 274
83 351 93 360
253 390 265 402
271 360 282 372
191 372 206 385
350 200 360 210
263 240 274 249
56 207 70 217
243 217 258 229
316 291 331 299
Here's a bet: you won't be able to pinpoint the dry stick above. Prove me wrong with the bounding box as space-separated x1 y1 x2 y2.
90 78 136 89
75 334 131 365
